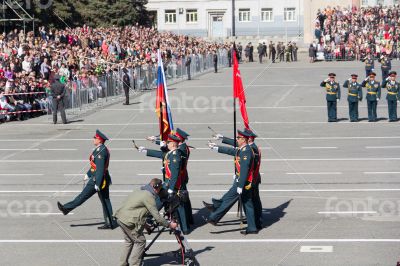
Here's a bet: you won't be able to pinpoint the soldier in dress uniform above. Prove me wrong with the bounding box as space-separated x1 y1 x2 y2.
362 53 375 77
138 134 191 234
207 128 263 230
379 52 391 80
343 74 363 122
320 73 341 122
57 130 115 229
361 72 381 122
382 71 400 122
205 129 258 235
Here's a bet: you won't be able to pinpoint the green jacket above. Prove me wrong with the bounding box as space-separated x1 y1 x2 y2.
114 188 169 230
86 144 111 189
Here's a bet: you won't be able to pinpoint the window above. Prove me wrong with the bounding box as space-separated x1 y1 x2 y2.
284 7 296 22
239 8 251 22
361 0 368 5
165 10 176 24
261 8 273 22
186 9 198 23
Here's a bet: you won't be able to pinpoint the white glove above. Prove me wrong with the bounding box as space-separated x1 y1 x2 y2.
167 189 173 194
377 98 380 101
208 141 218 151
83 174 89 181
138 146 147 153
336 99 339 102
213 133 223 140
233 174 236 181
94 184 99 191
159 141 166 147
237 187 243 194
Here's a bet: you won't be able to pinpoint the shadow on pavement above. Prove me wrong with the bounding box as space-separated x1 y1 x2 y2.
143 246 213 265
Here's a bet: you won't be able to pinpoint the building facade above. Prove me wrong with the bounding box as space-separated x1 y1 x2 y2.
146 0 304 39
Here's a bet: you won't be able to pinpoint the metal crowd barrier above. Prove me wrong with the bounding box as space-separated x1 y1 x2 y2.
62 50 228 117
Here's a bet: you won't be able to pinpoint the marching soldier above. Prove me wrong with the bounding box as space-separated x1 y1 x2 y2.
379 52 391 80
138 134 191 234
57 130 115 229
361 72 381 122
343 74 363 122
205 129 258 235
362 53 375 77
382 71 400 122
320 73 341 122
209 128 263 230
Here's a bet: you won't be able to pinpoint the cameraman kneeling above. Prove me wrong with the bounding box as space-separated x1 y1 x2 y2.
114 178 178 266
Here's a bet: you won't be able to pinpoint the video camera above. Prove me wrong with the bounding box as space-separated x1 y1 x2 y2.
159 189 189 216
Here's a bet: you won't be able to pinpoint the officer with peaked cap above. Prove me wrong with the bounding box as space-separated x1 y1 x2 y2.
343 74 363 122
361 72 381 122
57 130 115 229
209 128 263 230
206 129 257 235
320 73 341 122
380 52 391 80
382 71 400 122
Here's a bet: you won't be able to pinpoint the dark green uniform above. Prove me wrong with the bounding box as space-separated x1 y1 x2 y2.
380 57 391 79
382 79 400 121
210 144 257 232
361 78 381 121
178 142 194 225
63 144 114 226
320 79 341 122
363 57 374 77
343 79 362 122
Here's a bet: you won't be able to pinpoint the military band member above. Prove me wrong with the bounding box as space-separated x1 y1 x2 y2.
57 130 115 229
206 129 258 235
138 134 191 234
362 53 375 77
379 52 391 80
343 74 363 122
320 73 341 122
361 72 381 122
382 71 400 122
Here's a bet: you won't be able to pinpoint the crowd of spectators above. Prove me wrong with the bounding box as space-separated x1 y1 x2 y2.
0 24 228 122
312 5 400 62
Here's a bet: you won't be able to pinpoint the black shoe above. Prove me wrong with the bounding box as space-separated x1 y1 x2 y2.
57 201 69 215
183 230 190 235
202 201 215 212
240 230 258 235
123 103 129 105
98 224 113 230
204 217 217 226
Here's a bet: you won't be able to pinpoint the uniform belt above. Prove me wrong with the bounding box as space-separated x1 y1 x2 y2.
388 91 398 95
326 92 337 95
348 93 358 97
367 92 377 95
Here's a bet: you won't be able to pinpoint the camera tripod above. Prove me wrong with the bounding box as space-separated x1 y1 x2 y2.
142 220 199 266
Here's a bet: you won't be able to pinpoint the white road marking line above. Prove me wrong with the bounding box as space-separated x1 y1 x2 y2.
42 149 77 151
300 246 333 253
286 172 342 175
137 174 163 176
274 84 297 107
208 173 265 176
0 148 40 151
1 188 400 193
0 239 399 243
1 136 400 141
3 157 400 163
0 174 44 176
63 174 85 176
301 147 337 149
366 146 400 149
317 211 377 214
364 172 400 174
18 213 74 216
109 148 137 151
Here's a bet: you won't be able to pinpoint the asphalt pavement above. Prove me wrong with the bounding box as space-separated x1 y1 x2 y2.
1 56 400 266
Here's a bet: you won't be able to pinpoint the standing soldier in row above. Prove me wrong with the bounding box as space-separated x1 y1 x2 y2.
379 52 391 80
213 50 218 73
122 68 130 105
57 130 115 229
382 71 400 122
361 72 381 122
362 53 374 77
269 41 276 63
285 43 291 62
50 74 67 124
257 43 264 63
292 42 298 61
343 74 363 122
320 73 341 122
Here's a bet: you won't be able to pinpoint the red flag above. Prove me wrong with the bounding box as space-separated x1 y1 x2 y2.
233 49 250 129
